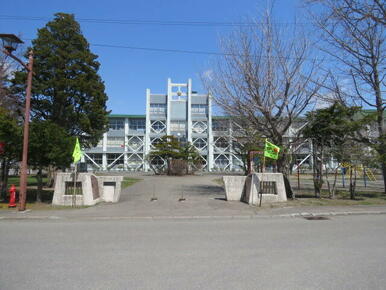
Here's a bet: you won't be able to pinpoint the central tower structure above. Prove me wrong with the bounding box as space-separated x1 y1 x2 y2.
145 78 213 171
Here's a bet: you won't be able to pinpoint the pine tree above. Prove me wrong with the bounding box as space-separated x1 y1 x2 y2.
28 120 74 201
12 12 109 147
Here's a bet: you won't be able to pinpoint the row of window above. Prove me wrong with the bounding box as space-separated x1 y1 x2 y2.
149 104 208 114
86 153 144 167
109 119 146 131
191 104 207 114
109 118 230 132
98 137 234 151
86 153 242 168
150 103 166 114
170 120 186 132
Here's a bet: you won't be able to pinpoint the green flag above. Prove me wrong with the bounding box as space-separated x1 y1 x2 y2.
72 137 83 164
264 140 280 160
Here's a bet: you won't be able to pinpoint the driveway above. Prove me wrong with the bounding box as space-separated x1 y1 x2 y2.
93 174 257 217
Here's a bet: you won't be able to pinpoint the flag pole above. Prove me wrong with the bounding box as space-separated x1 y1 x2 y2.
260 138 267 207
71 137 82 208
72 162 77 208
263 139 267 173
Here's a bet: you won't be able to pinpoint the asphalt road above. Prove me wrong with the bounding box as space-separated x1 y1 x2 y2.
1 215 385 290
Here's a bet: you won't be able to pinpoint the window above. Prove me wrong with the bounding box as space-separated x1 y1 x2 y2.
192 121 207 134
193 138 207 149
127 155 142 166
127 136 143 150
170 121 186 132
129 119 145 131
212 120 228 131
151 121 166 133
151 137 162 147
215 155 229 167
215 137 229 149
107 154 124 165
191 104 207 114
109 118 124 130
107 137 124 147
151 156 165 166
86 153 102 165
150 103 166 114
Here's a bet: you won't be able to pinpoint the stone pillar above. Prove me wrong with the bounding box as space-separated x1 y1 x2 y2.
144 88 151 171
187 78 192 143
166 78 171 135
207 94 214 172
229 119 233 171
124 118 129 170
102 132 107 170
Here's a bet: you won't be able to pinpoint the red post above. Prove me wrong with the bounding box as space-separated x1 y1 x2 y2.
8 184 17 208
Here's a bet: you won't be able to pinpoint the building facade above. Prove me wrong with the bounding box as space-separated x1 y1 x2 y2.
84 78 244 172
83 78 383 173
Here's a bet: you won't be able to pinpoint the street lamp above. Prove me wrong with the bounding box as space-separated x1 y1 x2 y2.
0 33 33 211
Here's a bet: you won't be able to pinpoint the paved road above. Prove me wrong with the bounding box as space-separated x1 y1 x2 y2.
1 215 385 290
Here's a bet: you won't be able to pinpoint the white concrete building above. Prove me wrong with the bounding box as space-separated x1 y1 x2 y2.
84 78 244 172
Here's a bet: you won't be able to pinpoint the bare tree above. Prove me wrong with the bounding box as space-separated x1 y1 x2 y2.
202 10 324 175
307 0 386 193
308 0 385 26
0 55 9 106
0 55 22 115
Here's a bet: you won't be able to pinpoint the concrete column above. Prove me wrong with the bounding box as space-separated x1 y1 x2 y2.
166 78 171 135
187 78 192 143
229 119 233 171
207 94 214 172
144 88 151 171
102 132 107 170
309 139 314 170
124 118 129 170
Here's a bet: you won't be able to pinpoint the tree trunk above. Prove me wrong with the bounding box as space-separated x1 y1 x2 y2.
167 159 171 176
349 166 356 200
0 159 9 200
46 165 56 188
276 149 291 177
0 158 6 200
331 168 339 199
382 162 386 195
36 167 43 202
312 142 323 198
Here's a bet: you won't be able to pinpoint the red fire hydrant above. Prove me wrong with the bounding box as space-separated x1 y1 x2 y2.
8 184 17 208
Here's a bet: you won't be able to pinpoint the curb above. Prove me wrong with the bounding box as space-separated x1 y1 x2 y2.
1 210 386 221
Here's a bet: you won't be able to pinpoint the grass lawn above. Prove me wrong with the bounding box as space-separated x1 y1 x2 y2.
0 176 141 211
7 175 49 187
212 177 386 207
288 189 386 207
121 177 142 189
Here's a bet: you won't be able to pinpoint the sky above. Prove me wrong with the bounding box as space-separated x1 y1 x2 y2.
1 0 304 115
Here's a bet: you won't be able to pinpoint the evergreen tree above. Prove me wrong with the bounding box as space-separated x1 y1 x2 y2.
0 107 22 200
149 135 201 175
303 103 373 198
28 120 74 201
12 12 109 147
